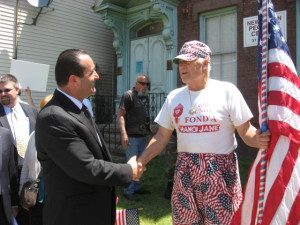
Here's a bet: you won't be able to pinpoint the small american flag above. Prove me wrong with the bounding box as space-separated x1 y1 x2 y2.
232 0 300 224
115 208 140 225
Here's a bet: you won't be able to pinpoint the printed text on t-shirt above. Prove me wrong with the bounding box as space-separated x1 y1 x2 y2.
178 124 220 133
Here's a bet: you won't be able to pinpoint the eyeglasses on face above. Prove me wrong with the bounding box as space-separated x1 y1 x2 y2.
138 81 150 86
0 89 13 94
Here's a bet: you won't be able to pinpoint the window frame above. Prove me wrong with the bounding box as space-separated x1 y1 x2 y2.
199 7 238 84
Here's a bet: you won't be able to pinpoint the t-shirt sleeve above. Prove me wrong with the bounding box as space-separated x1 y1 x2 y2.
227 84 253 127
119 92 132 111
154 96 175 131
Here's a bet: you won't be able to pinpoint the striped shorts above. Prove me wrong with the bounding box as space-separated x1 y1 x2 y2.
171 152 242 225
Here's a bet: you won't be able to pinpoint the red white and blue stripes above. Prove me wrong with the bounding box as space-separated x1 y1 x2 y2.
172 152 242 225
115 208 139 225
232 0 300 224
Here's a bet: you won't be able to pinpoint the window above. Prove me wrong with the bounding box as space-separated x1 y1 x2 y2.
200 7 237 84
137 22 164 38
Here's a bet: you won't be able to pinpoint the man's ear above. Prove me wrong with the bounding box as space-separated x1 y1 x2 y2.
15 87 20 93
69 75 80 87
204 57 210 64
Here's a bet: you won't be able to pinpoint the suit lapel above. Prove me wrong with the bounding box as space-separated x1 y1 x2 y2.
19 103 37 133
0 104 11 131
70 110 100 145
74 111 111 161
0 103 36 132
53 90 111 161
95 126 112 161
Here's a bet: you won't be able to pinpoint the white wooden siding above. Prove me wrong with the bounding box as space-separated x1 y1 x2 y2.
0 0 114 106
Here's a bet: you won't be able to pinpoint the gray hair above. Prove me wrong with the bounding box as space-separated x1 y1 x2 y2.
0 74 20 87
196 58 211 73
136 74 150 82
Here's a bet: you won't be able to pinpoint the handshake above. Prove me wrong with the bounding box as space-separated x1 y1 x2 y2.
127 156 147 181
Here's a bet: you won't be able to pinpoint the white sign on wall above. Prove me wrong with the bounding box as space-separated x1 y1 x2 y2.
10 60 50 92
243 10 286 48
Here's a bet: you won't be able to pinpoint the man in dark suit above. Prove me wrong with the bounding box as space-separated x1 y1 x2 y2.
35 49 143 225
0 74 38 225
0 74 38 163
0 127 18 225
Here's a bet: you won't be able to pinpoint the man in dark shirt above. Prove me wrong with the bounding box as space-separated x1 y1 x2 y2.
117 74 151 201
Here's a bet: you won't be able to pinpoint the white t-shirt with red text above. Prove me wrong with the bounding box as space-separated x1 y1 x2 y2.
155 79 253 154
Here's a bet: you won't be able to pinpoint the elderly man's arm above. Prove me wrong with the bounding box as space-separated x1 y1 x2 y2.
236 120 271 149
138 126 173 166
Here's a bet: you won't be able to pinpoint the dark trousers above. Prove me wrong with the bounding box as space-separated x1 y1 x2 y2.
16 205 30 225
0 195 10 225
16 166 30 225
29 202 43 225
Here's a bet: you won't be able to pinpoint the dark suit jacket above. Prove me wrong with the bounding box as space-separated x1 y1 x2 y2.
36 90 133 225
0 127 18 224
0 102 38 135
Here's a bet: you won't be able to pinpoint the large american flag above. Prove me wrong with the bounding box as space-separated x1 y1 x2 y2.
232 0 300 224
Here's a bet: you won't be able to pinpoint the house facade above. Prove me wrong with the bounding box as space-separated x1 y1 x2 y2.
94 0 299 154
0 0 115 106
1 0 299 129
94 0 299 117
175 0 299 125
94 0 180 97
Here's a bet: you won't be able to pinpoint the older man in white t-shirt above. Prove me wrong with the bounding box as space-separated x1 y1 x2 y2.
138 40 271 225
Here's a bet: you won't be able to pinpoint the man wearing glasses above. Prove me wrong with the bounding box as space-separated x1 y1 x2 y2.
0 74 38 225
117 74 151 201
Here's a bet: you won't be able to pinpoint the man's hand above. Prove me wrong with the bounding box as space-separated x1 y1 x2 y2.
137 157 147 176
25 86 35 106
236 121 272 149
25 86 31 95
256 129 271 149
12 207 19 217
127 156 146 181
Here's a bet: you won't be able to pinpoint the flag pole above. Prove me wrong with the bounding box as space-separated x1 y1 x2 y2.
257 0 269 224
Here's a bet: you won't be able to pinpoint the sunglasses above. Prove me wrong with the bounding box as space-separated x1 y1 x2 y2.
0 89 13 94
138 81 150 86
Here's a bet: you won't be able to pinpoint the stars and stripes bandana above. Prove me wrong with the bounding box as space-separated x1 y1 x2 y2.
173 40 212 64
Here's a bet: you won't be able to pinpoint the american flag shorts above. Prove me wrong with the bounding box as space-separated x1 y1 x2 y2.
171 152 242 225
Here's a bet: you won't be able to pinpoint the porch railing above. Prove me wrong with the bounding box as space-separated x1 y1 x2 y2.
92 92 167 154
